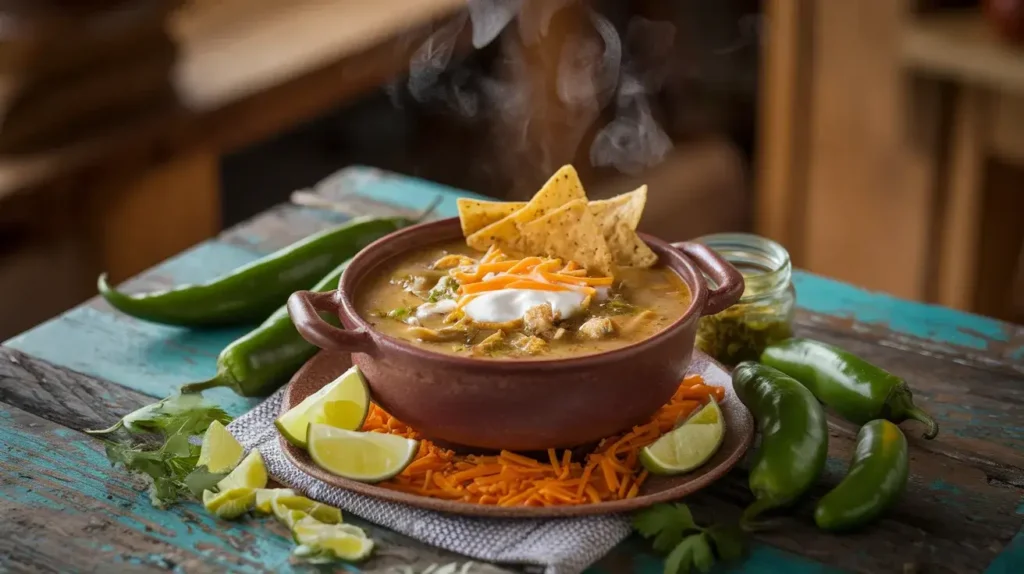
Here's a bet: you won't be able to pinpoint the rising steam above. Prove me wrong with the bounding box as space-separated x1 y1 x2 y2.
401 1 679 179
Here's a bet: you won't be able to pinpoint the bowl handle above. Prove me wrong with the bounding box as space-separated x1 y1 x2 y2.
671 242 745 316
287 290 376 354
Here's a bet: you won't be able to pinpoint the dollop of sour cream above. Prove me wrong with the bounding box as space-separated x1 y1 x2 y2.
463 289 587 323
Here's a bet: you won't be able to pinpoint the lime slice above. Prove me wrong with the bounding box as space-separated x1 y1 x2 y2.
307 424 418 483
640 398 725 475
275 365 371 449
253 488 296 514
202 487 255 519
217 449 267 491
291 516 374 563
270 495 343 524
197 420 244 473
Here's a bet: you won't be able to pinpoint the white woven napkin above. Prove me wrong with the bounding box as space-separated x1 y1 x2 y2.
227 389 633 574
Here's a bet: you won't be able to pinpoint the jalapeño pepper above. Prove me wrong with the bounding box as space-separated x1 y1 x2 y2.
178 259 351 397
732 361 829 530
760 338 939 439
98 216 409 327
815 419 909 532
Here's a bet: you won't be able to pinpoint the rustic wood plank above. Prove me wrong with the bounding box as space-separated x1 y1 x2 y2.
795 318 1024 481
0 400 515 574
0 346 154 433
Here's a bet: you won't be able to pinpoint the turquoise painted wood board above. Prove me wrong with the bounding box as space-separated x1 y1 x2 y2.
3 166 1022 574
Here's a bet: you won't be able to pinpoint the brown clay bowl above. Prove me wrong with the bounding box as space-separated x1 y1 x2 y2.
287 217 744 452
279 350 754 518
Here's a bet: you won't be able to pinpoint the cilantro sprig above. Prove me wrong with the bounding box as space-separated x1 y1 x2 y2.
88 392 231 508
634 503 747 574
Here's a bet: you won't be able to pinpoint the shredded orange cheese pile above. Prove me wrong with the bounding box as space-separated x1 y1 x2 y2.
432 247 616 313
361 375 726 507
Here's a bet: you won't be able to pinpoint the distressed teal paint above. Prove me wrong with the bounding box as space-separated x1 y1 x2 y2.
586 544 847 574
926 403 1024 448
985 501 1024 574
4 240 279 415
113 553 187 573
1 408 300 573
229 208 352 249
6 305 257 416
717 546 846 574
929 479 963 495
131 240 267 285
792 274 1015 351
344 168 489 216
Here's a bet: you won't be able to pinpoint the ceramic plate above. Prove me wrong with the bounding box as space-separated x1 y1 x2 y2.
280 351 753 518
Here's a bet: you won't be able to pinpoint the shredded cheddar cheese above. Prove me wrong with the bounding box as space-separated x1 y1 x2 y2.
435 253 613 308
362 374 724 507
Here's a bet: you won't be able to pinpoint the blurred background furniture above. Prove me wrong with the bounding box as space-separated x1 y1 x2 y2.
0 0 468 338
757 0 1024 324
0 0 759 340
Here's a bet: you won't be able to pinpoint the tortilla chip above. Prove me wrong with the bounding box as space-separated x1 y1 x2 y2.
466 164 586 253
521 199 614 275
606 221 658 267
457 198 526 237
466 207 527 253
588 185 647 231
585 185 655 267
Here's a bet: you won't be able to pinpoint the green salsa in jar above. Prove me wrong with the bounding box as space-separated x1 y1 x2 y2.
693 233 795 365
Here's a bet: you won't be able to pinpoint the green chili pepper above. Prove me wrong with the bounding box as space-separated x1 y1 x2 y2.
760 338 938 439
732 361 829 530
814 419 908 532
98 216 409 327
178 259 351 397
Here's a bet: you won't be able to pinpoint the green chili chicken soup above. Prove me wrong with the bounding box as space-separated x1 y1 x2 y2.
355 240 691 359
354 165 691 359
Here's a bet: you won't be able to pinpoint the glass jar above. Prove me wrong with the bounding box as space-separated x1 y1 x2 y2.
693 233 796 365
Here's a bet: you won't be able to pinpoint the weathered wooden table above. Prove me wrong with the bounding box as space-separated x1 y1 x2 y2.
2 166 1022 573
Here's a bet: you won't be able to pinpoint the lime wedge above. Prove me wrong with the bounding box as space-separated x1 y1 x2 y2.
270 495 343 524
253 488 296 514
292 516 368 544
202 487 255 519
277 508 311 529
275 365 370 449
217 449 267 491
307 424 418 483
640 399 725 475
291 516 374 563
197 420 244 473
